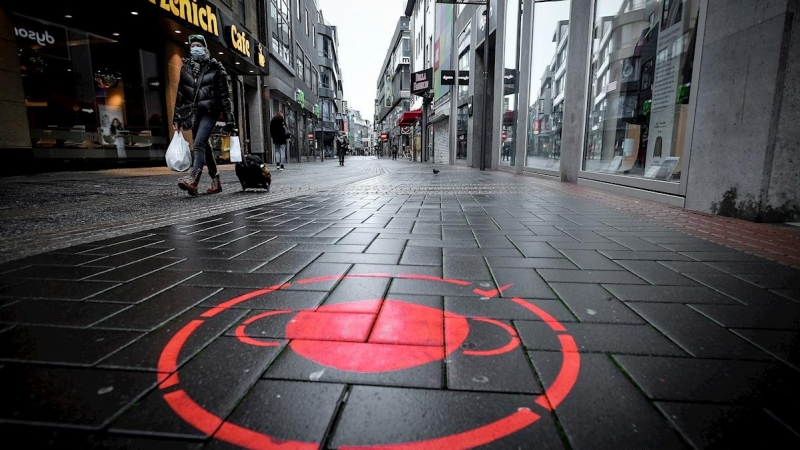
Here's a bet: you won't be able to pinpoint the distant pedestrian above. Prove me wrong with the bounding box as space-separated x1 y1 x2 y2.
336 135 348 166
392 144 398 160
173 34 236 196
270 111 290 170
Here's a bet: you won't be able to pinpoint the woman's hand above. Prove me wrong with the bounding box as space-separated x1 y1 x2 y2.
173 124 179 131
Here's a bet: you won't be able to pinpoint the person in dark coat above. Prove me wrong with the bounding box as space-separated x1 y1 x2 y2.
269 111 290 170
173 34 235 196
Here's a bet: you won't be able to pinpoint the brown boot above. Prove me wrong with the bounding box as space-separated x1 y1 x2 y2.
178 169 202 196
206 174 222 194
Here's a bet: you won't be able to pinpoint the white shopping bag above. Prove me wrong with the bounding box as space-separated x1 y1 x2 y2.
230 135 242 163
165 131 192 172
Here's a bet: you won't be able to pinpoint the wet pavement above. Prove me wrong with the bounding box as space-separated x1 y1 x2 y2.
0 157 798 448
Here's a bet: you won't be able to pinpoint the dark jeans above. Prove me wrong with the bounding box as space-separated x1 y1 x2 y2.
339 152 345 165
190 114 217 177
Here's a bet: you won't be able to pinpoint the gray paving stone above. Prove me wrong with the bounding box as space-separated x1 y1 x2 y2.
443 247 523 257
0 279 121 301
548 283 644 324
627 303 771 359
655 402 799 448
704 261 798 274
517 321 685 356
444 296 576 322
486 257 577 270
732 329 800 370
733 271 800 290
615 260 699 286
443 255 492 280
679 251 766 262
84 257 185 283
613 355 799 405
529 352 689 449
603 284 741 304
93 286 218 331
337 232 379 246
492 268 557 299
0 299 127 328
365 238 408 254
556 249 623 270
685 272 795 306
513 242 565 258
330 386 565 448
598 251 692 261
656 261 722 274
538 269 646 285
692 302 800 332
251 251 321 273
318 252 400 265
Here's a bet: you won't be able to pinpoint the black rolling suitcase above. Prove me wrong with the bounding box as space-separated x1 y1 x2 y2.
235 154 271 192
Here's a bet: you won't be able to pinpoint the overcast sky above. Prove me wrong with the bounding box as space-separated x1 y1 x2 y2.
318 0 405 122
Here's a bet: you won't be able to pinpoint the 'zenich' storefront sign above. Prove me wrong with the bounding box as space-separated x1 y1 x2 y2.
147 0 219 37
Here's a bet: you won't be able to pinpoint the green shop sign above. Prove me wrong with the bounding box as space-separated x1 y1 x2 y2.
313 104 320 118
295 89 305 108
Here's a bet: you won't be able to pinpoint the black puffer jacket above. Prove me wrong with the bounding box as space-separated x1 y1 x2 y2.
174 57 234 125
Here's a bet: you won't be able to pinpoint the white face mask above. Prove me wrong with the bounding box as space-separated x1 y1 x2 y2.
190 47 206 58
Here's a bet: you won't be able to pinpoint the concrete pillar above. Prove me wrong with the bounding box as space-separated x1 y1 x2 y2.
514 0 536 175
490 0 508 170
685 0 799 221
0 6 31 152
559 0 593 183
471 21 494 170
247 76 264 157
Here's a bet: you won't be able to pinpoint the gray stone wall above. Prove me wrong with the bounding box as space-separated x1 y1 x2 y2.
686 0 799 222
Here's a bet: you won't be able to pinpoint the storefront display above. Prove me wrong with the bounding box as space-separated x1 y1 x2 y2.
524 1 571 172
583 0 700 182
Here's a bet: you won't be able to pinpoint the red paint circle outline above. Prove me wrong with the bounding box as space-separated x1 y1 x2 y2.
157 273 580 449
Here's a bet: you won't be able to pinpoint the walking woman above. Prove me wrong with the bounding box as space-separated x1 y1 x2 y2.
173 34 236 196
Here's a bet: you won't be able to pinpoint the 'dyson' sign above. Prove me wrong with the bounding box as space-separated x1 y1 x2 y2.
411 68 433 96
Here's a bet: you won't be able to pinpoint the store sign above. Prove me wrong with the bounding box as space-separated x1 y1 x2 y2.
381 133 388 142
255 42 266 68
226 25 251 57
308 132 314 141
296 90 305 108
441 70 456 86
503 69 516 85
458 71 470 85
313 104 321 118
412 68 433 96
147 0 219 37
401 126 411 135
13 16 69 60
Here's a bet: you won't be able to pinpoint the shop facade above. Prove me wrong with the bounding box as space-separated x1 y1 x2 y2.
424 0 798 220
0 0 269 167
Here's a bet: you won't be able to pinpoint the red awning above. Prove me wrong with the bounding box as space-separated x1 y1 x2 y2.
397 109 422 126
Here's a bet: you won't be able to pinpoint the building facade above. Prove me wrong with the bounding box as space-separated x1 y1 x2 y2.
404 0 799 222
263 0 322 165
346 109 370 155
375 17 411 157
1 0 269 167
315 10 344 159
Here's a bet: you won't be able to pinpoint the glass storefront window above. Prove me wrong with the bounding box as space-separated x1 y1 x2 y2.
457 105 468 160
583 0 700 182
499 0 521 168
525 0 571 171
16 15 168 156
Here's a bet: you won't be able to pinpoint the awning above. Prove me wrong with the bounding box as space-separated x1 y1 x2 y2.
397 109 422 126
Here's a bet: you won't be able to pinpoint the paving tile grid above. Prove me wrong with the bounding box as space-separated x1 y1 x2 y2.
0 158 798 448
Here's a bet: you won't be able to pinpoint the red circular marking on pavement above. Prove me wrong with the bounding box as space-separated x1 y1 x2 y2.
158 274 581 449
288 299 469 373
